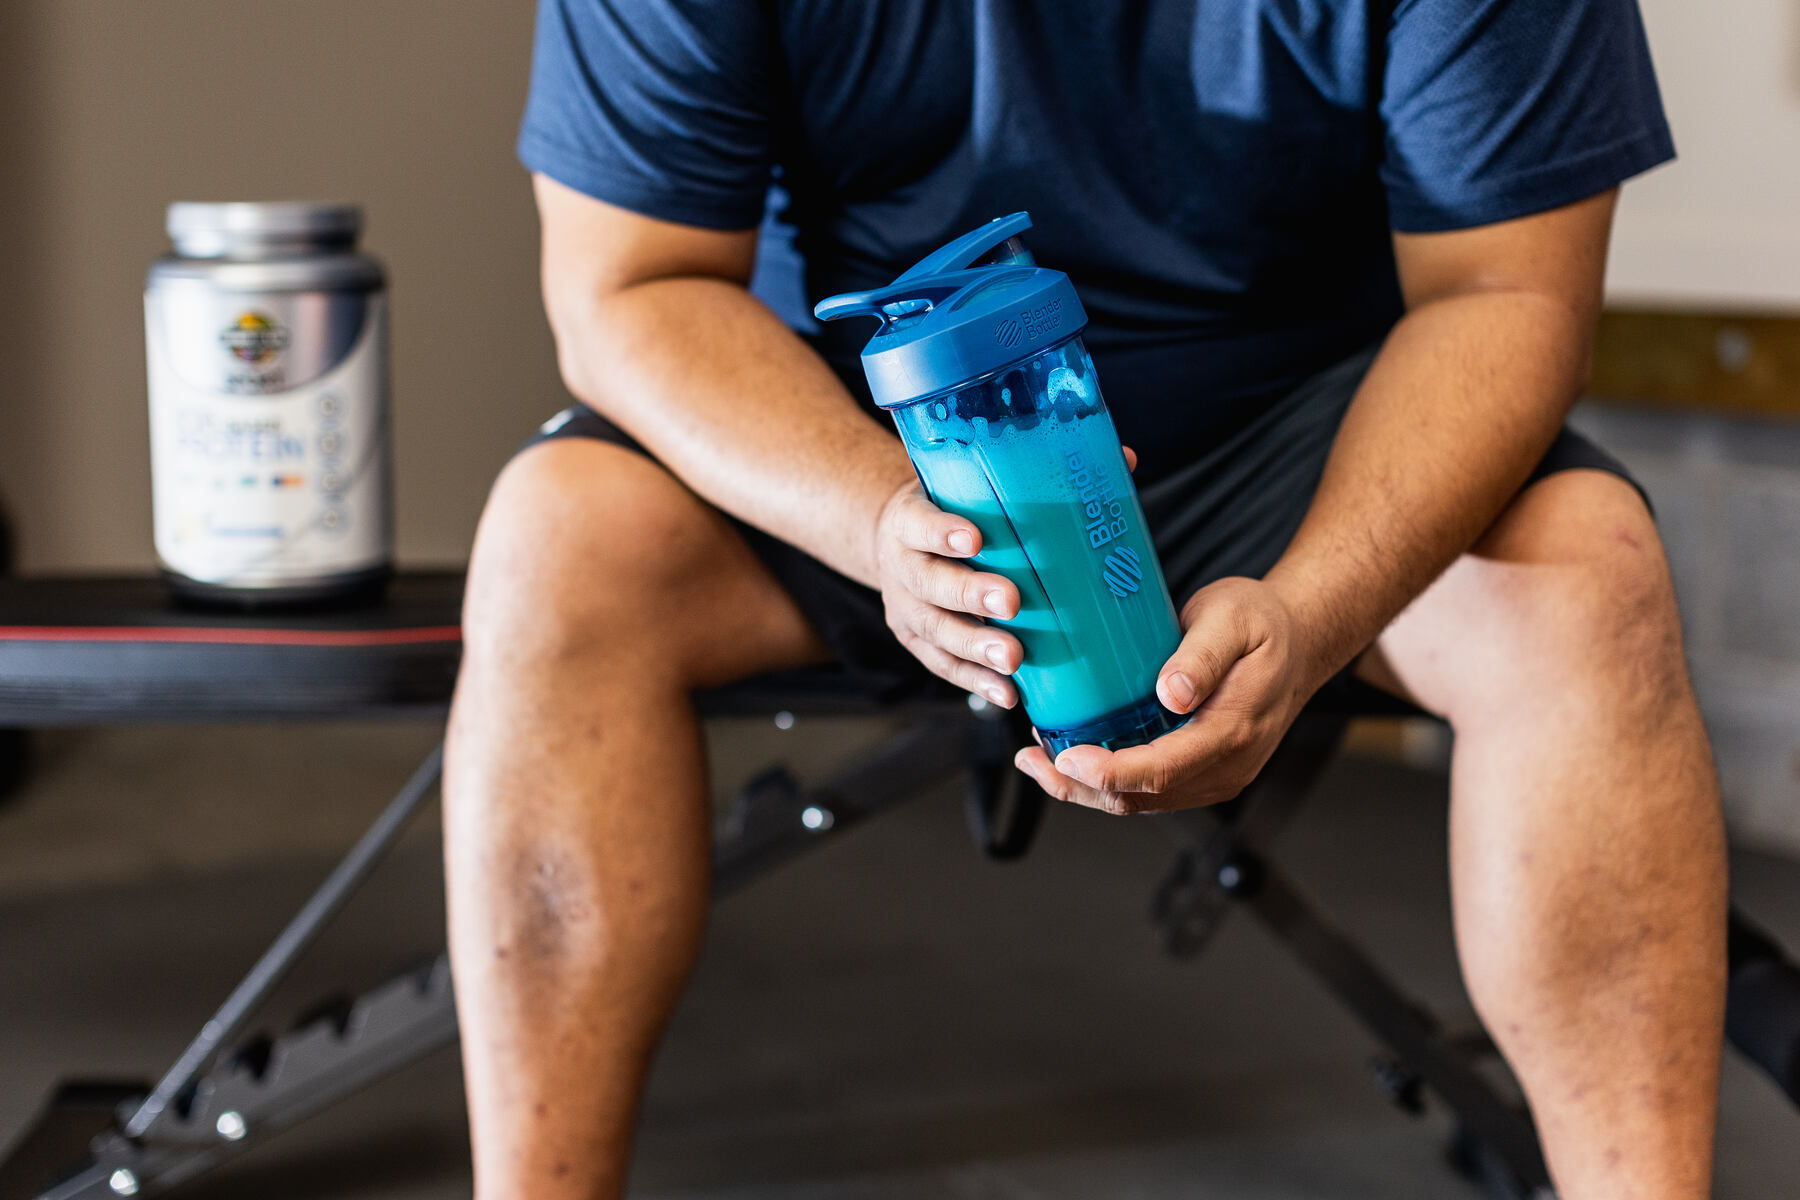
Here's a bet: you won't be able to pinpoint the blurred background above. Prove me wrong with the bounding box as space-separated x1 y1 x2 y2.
1 2 1797 1198
0 2 555 574
5 0 1796 848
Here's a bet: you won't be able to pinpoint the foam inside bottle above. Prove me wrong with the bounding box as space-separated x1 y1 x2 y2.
894 340 1186 747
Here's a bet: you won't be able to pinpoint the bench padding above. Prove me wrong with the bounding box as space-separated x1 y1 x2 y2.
0 574 465 724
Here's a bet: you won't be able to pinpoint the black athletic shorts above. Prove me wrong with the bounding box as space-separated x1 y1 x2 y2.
519 344 1644 718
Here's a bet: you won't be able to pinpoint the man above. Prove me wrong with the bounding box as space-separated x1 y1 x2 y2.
445 2 1727 1196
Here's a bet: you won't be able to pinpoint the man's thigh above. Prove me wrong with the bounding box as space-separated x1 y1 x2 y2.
1355 466 1685 723
1142 343 1657 718
464 430 832 692
513 404 945 700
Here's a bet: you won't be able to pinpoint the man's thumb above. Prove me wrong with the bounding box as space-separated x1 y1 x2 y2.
1157 597 1243 714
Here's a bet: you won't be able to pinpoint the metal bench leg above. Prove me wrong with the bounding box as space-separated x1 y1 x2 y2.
122 747 447 1142
1150 717 1555 1200
1232 853 1554 1199
2 711 977 1200
2 747 447 1200
712 709 978 893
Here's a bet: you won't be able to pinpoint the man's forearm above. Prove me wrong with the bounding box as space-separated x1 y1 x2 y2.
1265 290 1595 690
560 276 913 587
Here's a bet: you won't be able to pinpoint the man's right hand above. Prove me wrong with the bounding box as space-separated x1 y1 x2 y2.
873 482 1021 708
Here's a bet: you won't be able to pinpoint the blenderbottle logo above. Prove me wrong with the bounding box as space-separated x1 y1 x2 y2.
1102 546 1142 597
1065 449 1127 548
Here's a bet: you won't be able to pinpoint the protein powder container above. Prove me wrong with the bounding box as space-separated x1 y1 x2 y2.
146 201 392 607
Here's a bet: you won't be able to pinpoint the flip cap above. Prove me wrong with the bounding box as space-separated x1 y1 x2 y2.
814 213 1087 408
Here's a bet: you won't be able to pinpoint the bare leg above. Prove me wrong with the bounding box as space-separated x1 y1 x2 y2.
445 440 830 1200
1362 469 1727 1198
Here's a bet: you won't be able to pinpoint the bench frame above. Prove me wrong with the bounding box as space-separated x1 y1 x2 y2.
0 687 1557 1200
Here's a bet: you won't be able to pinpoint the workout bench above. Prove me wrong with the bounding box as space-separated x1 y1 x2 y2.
0 572 1795 1200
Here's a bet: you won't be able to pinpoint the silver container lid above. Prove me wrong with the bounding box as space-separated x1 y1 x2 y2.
166 202 362 258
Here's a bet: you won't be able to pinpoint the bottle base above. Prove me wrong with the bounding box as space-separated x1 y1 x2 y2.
161 564 392 613
1035 693 1192 757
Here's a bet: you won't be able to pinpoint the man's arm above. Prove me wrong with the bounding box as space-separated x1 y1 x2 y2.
1265 190 1618 689
535 174 910 585
534 175 1026 705
1025 189 1618 809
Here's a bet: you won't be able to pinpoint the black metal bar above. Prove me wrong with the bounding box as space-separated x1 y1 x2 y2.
712 714 972 895
1154 713 1347 857
1149 714 1349 959
1240 854 1553 1194
49 960 463 1199
4 718 966 1198
34 1161 110 1200
120 745 443 1139
962 706 1043 861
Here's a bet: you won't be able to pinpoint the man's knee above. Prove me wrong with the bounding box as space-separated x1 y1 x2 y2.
461 440 710 677
1438 471 1689 725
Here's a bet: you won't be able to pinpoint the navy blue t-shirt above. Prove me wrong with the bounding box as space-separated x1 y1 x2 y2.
518 0 1672 475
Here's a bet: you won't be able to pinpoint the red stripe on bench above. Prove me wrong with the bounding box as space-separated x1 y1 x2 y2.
0 625 463 647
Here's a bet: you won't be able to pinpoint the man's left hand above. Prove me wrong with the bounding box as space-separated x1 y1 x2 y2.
1014 576 1325 814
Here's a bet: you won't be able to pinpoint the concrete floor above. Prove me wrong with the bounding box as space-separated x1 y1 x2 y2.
1 718 1798 1198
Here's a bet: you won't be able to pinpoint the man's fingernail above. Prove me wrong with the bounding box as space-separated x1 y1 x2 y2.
986 684 1009 706
1163 671 1196 709
948 530 974 554
984 590 1009 617
984 642 1009 670
1055 751 1079 777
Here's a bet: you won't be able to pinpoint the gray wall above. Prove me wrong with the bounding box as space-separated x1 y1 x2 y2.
0 1 559 571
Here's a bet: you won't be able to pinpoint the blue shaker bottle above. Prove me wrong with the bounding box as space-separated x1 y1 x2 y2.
816 213 1189 754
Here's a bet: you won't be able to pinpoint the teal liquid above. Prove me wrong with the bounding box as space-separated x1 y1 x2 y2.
894 345 1183 737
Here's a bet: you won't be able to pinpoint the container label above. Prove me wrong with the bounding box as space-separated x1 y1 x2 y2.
146 292 390 586
217 310 293 391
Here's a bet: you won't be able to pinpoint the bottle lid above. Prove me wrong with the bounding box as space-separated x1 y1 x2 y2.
166 202 362 258
813 213 1087 408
